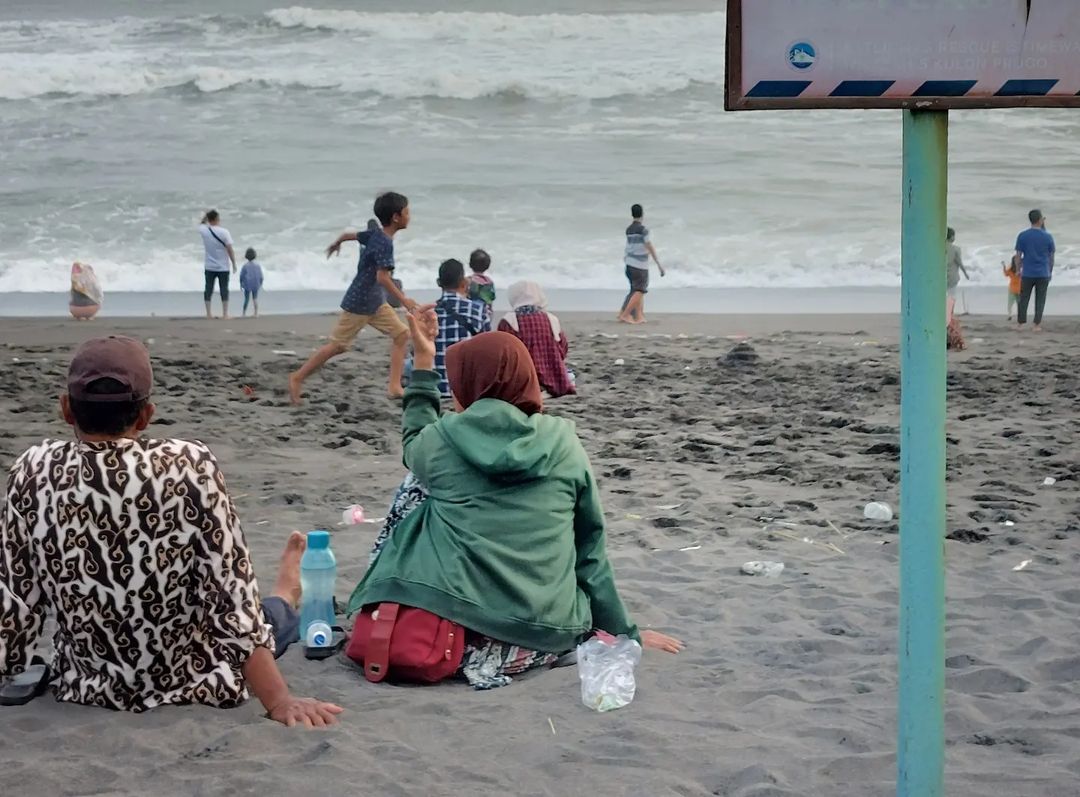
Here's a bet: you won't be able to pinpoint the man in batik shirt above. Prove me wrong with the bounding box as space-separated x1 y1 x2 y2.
0 336 341 727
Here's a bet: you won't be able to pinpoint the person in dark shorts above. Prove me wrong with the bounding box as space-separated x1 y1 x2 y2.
618 204 664 324
198 210 237 320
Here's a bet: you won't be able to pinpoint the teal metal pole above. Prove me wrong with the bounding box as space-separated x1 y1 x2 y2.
897 109 948 797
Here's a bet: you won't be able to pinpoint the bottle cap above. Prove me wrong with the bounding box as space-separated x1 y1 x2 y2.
306 530 331 550
305 621 333 648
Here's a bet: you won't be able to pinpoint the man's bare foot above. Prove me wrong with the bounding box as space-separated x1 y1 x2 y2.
617 315 633 324
272 531 306 608
1034 325 1043 332
288 373 304 406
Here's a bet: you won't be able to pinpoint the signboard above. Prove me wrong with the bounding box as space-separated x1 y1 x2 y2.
726 0 1080 110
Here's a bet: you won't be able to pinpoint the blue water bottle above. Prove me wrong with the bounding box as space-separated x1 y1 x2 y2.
299 530 337 652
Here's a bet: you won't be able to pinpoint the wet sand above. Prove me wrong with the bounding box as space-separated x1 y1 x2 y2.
1 311 1078 797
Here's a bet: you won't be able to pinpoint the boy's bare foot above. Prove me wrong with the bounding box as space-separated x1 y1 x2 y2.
272 531 306 608
288 373 304 406
617 315 634 324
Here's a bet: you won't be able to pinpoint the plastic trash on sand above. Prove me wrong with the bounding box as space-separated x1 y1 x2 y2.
578 635 642 713
741 561 785 578
341 505 365 525
1043 477 1057 487
864 502 893 521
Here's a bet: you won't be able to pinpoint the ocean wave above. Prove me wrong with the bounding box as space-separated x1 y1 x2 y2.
0 8 723 101
5 242 1076 294
265 7 724 41
0 63 707 102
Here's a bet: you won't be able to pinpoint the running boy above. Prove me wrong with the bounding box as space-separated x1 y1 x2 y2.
289 192 417 404
618 204 664 324
467 248 496 321
240 248 264 318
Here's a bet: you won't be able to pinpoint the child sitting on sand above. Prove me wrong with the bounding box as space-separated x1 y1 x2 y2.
467 249 496 321
0 336 341 727
240 248 264 318
1003 255 1021 321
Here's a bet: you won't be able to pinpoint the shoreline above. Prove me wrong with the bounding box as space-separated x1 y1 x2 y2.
4 285 1080 318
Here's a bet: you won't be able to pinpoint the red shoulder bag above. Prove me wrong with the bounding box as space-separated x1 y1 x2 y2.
346 603 465 684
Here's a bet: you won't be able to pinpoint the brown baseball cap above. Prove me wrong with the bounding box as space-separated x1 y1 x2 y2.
68 336 153 403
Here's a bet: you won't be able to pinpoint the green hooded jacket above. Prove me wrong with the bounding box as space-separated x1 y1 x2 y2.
348 369 639 653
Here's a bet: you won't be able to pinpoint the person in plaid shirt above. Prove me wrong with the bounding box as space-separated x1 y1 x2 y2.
434 259 491 396
498 281 576 398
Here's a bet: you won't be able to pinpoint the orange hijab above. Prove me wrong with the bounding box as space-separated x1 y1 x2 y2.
446 332 543 416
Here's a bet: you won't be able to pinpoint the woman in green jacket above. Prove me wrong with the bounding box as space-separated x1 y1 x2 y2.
349 310 681 688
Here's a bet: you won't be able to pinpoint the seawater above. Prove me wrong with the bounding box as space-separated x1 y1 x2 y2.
2 0 1078 298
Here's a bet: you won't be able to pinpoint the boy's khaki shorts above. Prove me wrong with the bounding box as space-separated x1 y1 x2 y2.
329 305 408 348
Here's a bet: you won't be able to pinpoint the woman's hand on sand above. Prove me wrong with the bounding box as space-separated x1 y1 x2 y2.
641 629 684 654
268 696 344 728
407 305 438 370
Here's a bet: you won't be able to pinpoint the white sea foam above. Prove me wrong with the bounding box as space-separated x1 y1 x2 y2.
2 4 1077 299
0 9 723 101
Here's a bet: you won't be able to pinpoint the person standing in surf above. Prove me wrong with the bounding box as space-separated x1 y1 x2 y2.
1014 208 1056 332
945 227 969 304
618 204 664 324
199 210 237 320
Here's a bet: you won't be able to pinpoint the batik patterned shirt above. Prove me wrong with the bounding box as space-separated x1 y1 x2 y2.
0 438 273 712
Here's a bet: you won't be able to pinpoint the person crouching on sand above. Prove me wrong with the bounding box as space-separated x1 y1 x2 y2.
347 320 682 688
0 336 342 727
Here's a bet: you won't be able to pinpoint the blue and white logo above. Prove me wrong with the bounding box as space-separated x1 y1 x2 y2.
787 41 816 71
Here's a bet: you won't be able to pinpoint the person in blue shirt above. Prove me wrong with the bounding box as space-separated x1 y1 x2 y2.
289 192 418 405
1014 208 1056 331
239 248 264 318
433 258 491 396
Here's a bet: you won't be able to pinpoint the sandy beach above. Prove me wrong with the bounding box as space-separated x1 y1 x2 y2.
1 310 1078 797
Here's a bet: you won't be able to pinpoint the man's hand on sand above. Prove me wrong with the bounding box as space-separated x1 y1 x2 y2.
641 629 683 654
268 696 344 728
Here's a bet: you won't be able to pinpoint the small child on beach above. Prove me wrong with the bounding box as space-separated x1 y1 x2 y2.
1003 255 1021 321
467 249 496 320
240 248 264 318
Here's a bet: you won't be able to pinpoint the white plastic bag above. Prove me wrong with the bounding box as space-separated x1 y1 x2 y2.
577 634 642 712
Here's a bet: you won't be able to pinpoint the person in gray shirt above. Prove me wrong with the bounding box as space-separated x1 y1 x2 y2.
618 204 664 324
946 227 969 302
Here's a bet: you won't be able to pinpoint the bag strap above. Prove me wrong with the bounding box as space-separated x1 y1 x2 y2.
364 602 400 683
437 299 479 337
205 224 228 249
